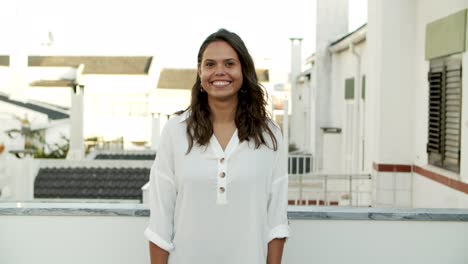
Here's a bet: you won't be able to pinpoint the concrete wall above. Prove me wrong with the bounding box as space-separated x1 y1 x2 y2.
285 219 468 264
2 157 39 201
1 215 467 264
0 151 9 199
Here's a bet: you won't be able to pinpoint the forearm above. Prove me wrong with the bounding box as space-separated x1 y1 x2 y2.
149 242 169 264
267 238 286 264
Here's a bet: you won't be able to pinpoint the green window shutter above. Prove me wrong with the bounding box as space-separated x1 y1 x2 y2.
362 75 366 100
427 55 462 173
443 58 462 172
345 78 355 100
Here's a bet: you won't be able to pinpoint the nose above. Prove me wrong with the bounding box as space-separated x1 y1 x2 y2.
214 65 226 76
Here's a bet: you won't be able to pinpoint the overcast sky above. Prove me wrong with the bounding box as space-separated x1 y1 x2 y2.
0 0 367 83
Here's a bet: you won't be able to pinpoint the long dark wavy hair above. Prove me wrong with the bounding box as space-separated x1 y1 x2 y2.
182 28 278 153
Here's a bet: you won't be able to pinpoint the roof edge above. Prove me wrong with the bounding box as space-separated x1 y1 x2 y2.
329 23 368 53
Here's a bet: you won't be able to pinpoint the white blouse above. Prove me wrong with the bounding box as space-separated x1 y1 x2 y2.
144 112 290 264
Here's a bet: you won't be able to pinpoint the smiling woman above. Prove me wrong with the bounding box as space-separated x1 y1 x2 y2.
144 29 290 264
199 41 243 102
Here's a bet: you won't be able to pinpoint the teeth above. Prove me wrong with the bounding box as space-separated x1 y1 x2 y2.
212 81 230 86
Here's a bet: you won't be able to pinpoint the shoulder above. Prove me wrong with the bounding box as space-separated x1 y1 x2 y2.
263 119 283 149
161 111 188 136
267 119 282 139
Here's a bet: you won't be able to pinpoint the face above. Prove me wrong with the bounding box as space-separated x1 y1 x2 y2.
199 41 243 103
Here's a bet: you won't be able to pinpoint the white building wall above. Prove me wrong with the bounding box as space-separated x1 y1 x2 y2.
368 0 468 207
368 0 416 164
149 89 190 115
25 87 72 108
412 0 468 182
328 40 368 174
313 0 349 172
374 172 413 207
82 75 153 146
367 0 417 207
410 0 468 206
413 173 468 208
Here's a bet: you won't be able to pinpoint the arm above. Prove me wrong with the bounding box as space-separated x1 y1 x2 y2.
144 120 177 262
149 242 169 264
267 238 286 264
266 126 290 263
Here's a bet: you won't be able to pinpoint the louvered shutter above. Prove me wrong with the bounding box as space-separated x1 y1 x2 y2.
443 58 462 172
427 55 462 173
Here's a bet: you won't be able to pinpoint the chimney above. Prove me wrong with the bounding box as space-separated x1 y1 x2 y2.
289 38 303 149
67 64 85 160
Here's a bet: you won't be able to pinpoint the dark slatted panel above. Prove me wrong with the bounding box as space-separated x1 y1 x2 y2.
427 70 443 154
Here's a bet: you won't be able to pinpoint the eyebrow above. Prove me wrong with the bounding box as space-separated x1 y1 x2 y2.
203 58 238 63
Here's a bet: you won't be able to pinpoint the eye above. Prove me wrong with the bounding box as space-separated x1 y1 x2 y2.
204 61 215 67
225 61 234 67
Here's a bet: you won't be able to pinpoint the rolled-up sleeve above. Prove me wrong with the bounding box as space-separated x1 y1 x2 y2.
144 120 177 251
266 130 291 243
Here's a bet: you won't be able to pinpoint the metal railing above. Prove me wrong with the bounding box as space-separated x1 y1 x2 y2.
288 173 372 207
287 153 372 207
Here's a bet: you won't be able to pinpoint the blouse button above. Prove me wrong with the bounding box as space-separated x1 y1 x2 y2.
220 157 225 163
219 187 225 193
219 172 226 178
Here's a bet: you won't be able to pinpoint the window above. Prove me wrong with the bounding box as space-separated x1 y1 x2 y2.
361 75 366 100
427 55 462 173
345 78 355 100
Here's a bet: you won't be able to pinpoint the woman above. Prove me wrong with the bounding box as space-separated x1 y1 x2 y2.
145 28 290 264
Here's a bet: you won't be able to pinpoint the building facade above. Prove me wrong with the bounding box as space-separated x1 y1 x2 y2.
296 0 468 207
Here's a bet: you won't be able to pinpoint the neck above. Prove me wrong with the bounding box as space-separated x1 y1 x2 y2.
208 98 237 123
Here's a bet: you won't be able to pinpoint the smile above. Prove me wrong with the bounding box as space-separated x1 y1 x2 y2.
211 81 232 87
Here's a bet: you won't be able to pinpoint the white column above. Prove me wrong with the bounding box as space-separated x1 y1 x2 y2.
367 0 416 207
314 0 349 172
367 0 416 164
289 38 302 150
67 86 85 160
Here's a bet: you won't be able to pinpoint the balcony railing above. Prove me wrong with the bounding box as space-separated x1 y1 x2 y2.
288 173 372 207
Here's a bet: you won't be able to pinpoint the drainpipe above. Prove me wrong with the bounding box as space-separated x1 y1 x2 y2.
350 43 362 176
